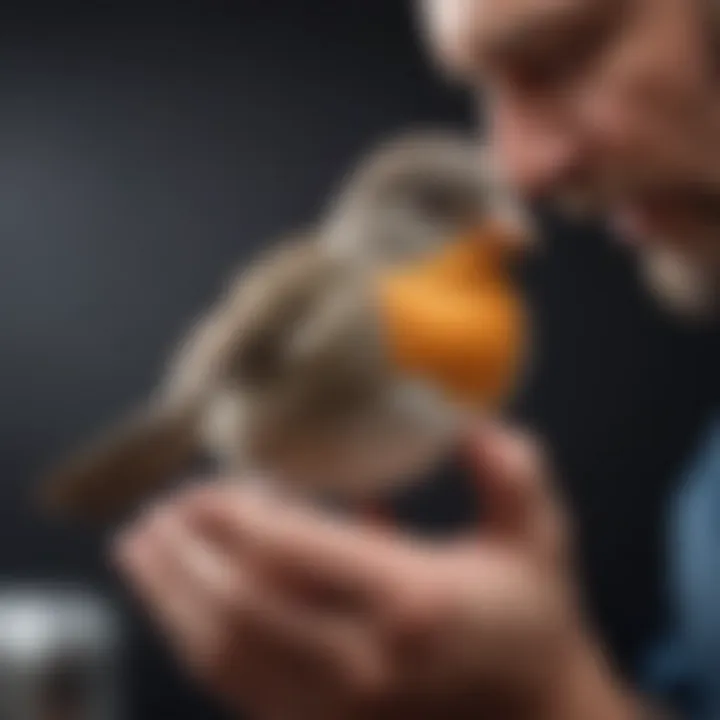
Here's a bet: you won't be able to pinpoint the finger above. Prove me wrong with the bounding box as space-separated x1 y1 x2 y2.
169 526 390 716
117 502 389 707
183 485 420 611
465 420 546 529
119 505 280 694
238 601 389 713
463 420 566 555
113 512 219 665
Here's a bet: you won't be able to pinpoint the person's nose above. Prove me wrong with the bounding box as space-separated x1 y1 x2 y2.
487 94 584 202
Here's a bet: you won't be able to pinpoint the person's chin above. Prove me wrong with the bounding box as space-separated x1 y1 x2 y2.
609 208 719 322
638 246 718 322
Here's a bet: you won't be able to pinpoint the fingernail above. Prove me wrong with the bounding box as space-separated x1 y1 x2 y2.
110 528 138 569
238 476 282 506
149 506 186 541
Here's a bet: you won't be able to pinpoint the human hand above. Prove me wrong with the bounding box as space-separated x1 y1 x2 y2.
113 422 636 720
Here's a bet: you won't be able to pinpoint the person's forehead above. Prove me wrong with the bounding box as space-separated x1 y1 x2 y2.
423 0 618 69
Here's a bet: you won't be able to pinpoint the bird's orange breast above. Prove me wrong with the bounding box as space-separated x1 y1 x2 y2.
375 230 526 408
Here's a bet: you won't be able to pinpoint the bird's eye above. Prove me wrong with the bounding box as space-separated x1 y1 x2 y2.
412 183 475 223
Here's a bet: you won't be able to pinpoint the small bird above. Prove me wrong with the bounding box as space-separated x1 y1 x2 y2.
40 130 533 523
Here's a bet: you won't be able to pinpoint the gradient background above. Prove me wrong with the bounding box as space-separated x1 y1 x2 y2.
1 2 719 718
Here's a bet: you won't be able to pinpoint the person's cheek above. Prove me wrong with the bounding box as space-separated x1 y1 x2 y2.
486 90 582 200
573 46 657 174
579 10 713 186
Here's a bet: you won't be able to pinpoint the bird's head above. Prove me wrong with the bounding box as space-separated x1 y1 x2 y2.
323 130 532 267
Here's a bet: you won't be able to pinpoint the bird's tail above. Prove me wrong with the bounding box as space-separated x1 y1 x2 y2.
38 397 201 524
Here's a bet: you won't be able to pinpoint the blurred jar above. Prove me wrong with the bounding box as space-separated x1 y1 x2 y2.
0 586 122 720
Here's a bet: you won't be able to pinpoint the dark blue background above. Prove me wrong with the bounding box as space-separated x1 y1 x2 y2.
1 2 719 718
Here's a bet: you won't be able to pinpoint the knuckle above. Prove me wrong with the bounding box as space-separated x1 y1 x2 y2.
383 583 444 647
518 434 548 477
339 657 394 712
189 643 225 685
132 505 165 537
213 574 247 623
346 672 391 711
189 630 241 691
174 482 225 516
190 590 252 686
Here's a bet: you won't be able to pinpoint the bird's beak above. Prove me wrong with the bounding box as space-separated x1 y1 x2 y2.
464 206 535 258
376 212 528 410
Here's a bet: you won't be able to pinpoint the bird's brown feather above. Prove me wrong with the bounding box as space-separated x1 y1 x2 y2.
39 399 200 524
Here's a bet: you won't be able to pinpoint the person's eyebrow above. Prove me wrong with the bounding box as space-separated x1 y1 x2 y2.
478 0 624 68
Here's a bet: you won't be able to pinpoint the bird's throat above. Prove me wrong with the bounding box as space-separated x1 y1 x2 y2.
375 230 526 409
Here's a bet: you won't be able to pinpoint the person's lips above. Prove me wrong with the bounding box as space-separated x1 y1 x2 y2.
612 184 720 248
613 197 694 247
612 204 663 246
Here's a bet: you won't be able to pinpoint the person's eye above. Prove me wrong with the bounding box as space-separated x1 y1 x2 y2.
515 52 573 89
503 11 621 93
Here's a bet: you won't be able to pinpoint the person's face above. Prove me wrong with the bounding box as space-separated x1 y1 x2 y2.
422 0 720 314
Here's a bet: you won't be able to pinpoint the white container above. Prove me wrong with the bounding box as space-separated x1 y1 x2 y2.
0 585 122 720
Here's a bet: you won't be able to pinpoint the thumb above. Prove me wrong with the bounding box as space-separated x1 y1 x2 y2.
464 420 569 563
